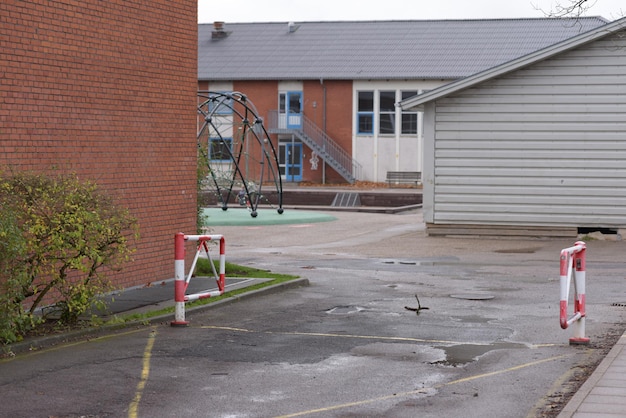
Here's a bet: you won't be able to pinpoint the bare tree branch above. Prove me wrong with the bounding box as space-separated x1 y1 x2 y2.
534 0 625 20
533 0 597 18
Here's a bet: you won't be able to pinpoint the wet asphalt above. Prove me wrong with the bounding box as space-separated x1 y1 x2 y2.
1 208 625 417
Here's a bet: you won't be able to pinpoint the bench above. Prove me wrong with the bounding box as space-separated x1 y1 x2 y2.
386 171 421 187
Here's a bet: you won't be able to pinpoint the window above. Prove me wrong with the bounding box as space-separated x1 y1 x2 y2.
279 92 302 114
208 92 233 115
209 137 232 161
357 91 374 134
288 93 301 114
379 91 396 134
401 91 418 134
356 89 421 136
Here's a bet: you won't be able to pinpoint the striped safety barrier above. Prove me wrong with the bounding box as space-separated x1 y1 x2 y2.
171 232 226 327
559 241 589 345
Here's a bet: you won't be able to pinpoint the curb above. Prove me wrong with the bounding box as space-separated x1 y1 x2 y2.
557 331 626 417
2 278 310 358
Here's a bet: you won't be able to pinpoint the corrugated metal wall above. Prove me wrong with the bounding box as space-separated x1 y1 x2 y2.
429 31 626 229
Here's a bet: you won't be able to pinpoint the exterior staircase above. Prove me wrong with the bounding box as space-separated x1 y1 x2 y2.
267 110 360 183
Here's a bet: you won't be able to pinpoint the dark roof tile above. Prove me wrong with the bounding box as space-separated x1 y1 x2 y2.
198 18 608 80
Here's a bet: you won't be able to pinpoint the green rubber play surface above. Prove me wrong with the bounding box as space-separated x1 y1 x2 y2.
202 207 337 226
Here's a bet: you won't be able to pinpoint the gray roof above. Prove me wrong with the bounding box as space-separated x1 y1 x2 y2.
400 16 626 110
198 17 608 81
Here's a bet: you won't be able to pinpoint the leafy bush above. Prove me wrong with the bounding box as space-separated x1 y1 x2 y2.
0 171 137 342
197 141 210 232
0 209 39 343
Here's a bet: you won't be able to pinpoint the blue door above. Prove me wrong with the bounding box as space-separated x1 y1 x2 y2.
286 91 302 129
279 142 303 182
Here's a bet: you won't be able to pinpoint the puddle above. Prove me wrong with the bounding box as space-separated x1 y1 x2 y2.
352 343 444 363
380 257 459 266
382 260 433 266
326 305 367 314
434 342 527 367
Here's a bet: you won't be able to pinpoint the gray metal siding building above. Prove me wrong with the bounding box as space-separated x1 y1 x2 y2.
403 18 626 236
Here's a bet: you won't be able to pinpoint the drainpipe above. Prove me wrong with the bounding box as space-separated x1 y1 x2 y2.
291 133 296 183
320 78 326 184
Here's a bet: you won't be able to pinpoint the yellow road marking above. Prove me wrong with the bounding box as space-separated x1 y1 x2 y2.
273 354 571 418
200 325 559 348
200 325 568 417
525 347 594 417
200 325 460 345
128 328 157 418
0 328 151 363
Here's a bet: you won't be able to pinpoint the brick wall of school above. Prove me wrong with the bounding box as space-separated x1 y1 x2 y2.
0 1 198 289
199 80 355 184
303 80 353 183
232 80 280 181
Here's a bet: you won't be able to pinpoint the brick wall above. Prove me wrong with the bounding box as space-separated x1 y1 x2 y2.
200 80 355 184
0 1 198 289
303 80 353 183
231 81 280 180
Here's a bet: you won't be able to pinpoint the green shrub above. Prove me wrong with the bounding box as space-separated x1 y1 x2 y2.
0 171 138 342
0 209 39 343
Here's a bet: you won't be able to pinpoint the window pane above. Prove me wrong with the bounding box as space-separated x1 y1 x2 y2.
279 94 286 113
379 91 396 111
401 113 418 134
401 90 417 101
358 114 373 134
289 93 301 113
290 148 301 164
209 137 232 160
208 92 233 115
358 91 373 111
379 113 395 134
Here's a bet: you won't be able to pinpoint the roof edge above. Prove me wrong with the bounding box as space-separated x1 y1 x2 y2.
198 76 459 82
198 16 610 26
400 16 626 111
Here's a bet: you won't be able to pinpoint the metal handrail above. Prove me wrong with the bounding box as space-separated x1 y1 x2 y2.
267 110 361 182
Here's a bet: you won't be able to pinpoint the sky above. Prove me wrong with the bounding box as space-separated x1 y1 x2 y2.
198 0 625 23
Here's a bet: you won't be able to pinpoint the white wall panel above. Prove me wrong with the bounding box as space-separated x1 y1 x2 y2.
429 31 626 228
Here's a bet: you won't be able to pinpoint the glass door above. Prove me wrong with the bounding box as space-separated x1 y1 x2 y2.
279 141 303 182
286 91 302 129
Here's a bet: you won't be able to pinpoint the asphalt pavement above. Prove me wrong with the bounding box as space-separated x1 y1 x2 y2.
1 205 625 417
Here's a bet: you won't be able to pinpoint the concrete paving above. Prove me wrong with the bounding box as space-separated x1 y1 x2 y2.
557 332 626 417
203 207 626 418
2 204 625 417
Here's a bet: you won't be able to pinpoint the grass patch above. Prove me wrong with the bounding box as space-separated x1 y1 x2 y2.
105 259 299 325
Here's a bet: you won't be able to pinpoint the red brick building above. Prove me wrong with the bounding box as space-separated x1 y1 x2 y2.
0 1 198 289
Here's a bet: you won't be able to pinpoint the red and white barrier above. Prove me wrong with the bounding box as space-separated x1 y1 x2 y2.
171 232 226 327
559 241 589 345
